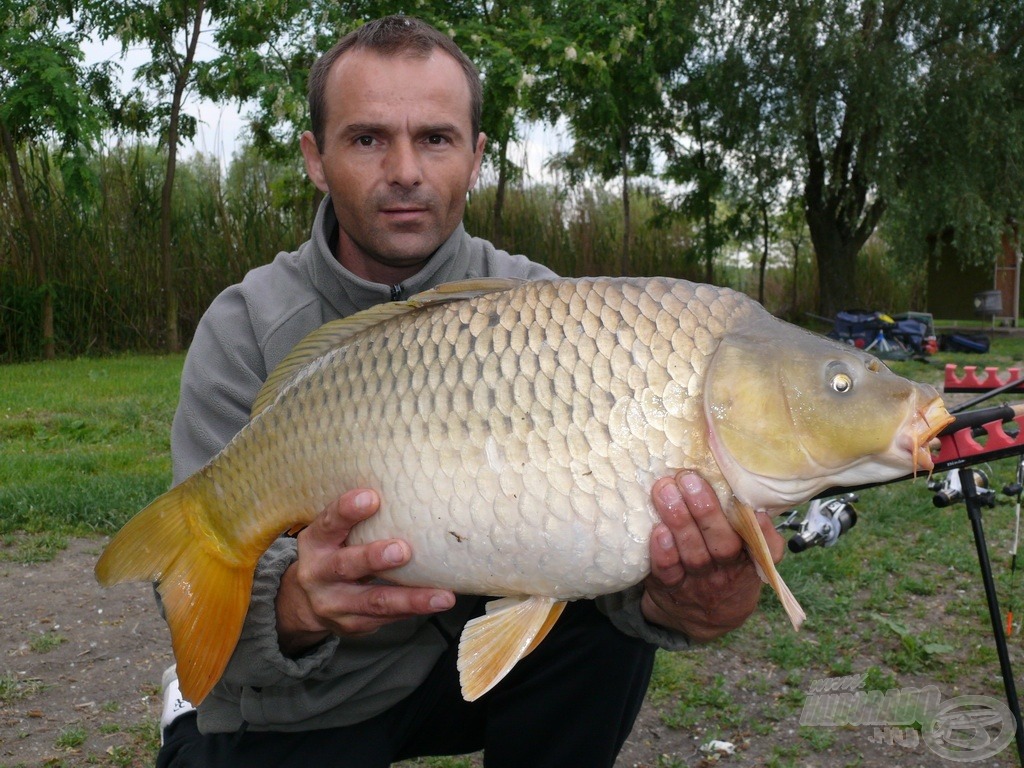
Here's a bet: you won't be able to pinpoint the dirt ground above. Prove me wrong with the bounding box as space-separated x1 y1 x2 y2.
1 537 1019 767
1 537 170 767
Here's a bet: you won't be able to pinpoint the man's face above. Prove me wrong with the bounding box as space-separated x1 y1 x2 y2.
301 48 486 284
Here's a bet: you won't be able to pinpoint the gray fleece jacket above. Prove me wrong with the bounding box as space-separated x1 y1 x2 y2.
170 195 689 734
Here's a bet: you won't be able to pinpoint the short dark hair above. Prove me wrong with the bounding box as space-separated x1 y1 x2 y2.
308 15 482 151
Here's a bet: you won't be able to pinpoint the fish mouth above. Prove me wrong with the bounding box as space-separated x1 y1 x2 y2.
902 395 954 474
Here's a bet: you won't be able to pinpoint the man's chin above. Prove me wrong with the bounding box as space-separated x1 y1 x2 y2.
370 233 446 268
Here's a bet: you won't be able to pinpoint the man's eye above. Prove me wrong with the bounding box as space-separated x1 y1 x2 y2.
356 136 375 146
427 135 449 145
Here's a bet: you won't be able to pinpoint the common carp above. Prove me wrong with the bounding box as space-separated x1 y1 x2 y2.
95 277 952 705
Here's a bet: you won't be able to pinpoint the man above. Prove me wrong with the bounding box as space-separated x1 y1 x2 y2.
157 15 784 768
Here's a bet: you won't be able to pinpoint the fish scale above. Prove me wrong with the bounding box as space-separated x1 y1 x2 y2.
96 276 952 704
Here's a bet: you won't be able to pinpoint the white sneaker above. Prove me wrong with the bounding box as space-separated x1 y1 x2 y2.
160 664 196 744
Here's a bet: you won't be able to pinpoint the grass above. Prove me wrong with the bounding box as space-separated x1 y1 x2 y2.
3 340 1024 765
0 674 45 703
0 354 182 537
28 631 67 654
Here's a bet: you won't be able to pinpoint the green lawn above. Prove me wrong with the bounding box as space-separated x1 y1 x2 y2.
0 354 183 536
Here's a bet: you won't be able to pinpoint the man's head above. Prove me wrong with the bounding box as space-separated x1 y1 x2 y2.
308 16 482 152
301 15 487 284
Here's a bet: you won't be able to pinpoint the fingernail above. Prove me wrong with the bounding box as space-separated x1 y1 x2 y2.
658 481 683 507
430 593 454 610
354 491 375 511
382 542 405 565
657 530 674 550
681 473 703 495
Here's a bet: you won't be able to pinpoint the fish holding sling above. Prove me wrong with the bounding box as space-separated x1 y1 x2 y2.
95 277 952 704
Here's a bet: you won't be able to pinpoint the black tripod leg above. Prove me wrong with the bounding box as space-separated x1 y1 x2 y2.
961 469 1024 764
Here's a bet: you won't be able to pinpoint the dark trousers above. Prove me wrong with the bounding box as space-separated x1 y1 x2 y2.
157 600 657 767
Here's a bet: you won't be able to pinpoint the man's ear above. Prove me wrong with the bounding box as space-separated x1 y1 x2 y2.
300 131 329 193
469 131 487 188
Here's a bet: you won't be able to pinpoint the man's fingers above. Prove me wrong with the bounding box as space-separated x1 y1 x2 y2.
313 537 408 583
652 473 745 574
306 489 380 546
675 473 745 563
330 585 456 635
649 522 685 588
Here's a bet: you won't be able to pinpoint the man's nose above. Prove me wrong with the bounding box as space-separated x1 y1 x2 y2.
384 139 423 187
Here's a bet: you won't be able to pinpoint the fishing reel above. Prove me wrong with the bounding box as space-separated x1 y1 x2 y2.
928 468 995 508
776 494 859 553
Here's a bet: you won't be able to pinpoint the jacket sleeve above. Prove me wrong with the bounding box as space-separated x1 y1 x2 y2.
169 289 342 693
595 587 691 650
171 287 267 484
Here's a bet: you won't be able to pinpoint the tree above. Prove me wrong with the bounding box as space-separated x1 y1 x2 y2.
550 1 696 276
96 0 211 353
0 0 109 359
698 0 1024 316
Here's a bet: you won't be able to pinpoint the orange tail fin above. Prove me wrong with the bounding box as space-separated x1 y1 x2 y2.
95 482 253 705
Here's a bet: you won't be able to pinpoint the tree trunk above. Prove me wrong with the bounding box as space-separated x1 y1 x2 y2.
619 127 631 277
493 129 510 247
758 200 769 305
805 204 861 318
1 123 54 360
802 114 886 317
160 1 205 353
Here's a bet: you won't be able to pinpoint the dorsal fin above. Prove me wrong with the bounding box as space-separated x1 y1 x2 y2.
406 277 525 306
250 277 525 419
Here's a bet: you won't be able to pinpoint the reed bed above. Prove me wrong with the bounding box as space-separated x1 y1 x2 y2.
1 143 918 362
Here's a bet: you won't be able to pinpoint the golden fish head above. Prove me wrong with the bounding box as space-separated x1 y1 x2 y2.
704 322 953 510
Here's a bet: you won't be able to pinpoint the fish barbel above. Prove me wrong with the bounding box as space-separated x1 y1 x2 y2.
95 277 952 704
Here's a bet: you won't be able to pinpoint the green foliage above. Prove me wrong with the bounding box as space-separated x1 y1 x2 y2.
0 674 45 703
30 631 68 654
688 0 1024 315
1 1 1021 359
0 2 108 149
0 531 68 563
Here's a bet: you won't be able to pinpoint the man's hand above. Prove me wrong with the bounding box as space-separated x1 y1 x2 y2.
276 489 456 655
641 472 785 642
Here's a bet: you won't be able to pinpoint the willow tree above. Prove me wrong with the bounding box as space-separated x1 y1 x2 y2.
698 0 1024 316
549 0 697 276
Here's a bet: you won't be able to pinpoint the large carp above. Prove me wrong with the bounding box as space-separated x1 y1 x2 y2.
96 277 952 705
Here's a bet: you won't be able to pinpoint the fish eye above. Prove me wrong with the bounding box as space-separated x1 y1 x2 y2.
831 373 853 394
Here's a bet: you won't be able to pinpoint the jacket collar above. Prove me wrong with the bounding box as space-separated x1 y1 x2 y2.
308 195 471 317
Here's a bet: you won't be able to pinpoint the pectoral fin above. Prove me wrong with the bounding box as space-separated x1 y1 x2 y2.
457 596 566 701
728 499 805 630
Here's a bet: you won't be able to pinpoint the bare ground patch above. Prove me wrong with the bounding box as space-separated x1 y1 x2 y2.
1 536 1019 767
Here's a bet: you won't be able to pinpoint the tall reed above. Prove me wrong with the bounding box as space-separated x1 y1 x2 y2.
1 142 870 362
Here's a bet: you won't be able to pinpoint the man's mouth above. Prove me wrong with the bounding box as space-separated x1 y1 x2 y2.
381 206 428 218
